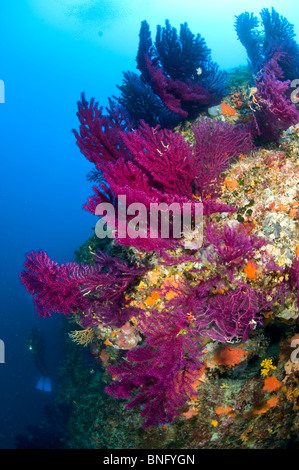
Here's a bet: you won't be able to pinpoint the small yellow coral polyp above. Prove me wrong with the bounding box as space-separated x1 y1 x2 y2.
211 420 218 427
244 261 257 279
137 280 147 290
186 312 196 323
260 358 277 376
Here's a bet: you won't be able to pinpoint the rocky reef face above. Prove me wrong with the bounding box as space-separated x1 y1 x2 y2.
58 116 299 449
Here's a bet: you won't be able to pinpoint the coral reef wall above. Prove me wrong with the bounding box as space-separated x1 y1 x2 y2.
21 9 299 449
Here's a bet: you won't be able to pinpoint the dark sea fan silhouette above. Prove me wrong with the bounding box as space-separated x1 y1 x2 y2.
235 8 299 142
118 19 227 127
250 56 299 143
235 7 299 79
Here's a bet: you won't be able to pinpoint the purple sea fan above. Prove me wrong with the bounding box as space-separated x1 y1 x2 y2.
73 93 130 168
20 250 93 317
93 250 146 280
202 199 238 216
251 57 299 143
194 286 264 342
120 121 195 198
103 157 168 208
137 302 202 356
99 158 188 252
205 223 266 265
144 54 215 119
81 117 252 253
105 299 205 428
167 279 266 343
81 250 146 301
20 249 146 324
289 255 299 307
80 302 143 329
105 334 204 428
192 118 254 199
104 272 273 425
75 251 147 327
83 182 114 214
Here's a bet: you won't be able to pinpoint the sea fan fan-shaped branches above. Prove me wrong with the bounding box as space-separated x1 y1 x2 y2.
192 118 254 199
260 7 299 79
250 57 299 143
235 7 299 79
20 249 146 327
74 102 253 251
154 20 211 81
20 250 93 317
105 340 203 428
73 92 130 168
117 72 182 128
121 19 227 127
120 121 195 198
105 304 205 428
234 12 263 73
105 276 267 427
161 276 270 344
205 223 266 265
192 285 265 343
289 255 299 307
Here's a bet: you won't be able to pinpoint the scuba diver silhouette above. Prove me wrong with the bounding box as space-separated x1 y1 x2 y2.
27 328 51 392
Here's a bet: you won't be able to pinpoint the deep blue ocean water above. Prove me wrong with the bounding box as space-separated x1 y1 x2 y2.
0 0 298 449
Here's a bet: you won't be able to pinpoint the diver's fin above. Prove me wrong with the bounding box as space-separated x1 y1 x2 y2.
43 377 52 392
36 376 44 391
